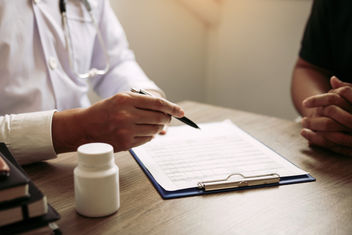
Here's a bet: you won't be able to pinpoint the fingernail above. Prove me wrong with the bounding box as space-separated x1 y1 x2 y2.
300 129 308 138
177 108 185 117
302 99 310 107
331 76 341 82
301 129 309 138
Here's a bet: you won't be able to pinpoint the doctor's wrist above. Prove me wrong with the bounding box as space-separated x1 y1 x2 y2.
52 108 87 154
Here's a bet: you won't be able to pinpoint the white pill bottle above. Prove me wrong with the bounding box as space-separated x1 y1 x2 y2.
74 143 120 217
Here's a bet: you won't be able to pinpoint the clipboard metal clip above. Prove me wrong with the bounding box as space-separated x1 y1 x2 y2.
197 173 280 191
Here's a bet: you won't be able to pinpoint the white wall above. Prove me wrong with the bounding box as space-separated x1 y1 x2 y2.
109 0 208 103
91 0 313 120
206 0 313 119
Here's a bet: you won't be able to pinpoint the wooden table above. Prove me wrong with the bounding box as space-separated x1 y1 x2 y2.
24 101 352 235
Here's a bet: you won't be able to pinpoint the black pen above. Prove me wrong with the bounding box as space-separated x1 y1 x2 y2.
130 88 200 129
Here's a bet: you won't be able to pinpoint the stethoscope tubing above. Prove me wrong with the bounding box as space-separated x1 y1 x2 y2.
59 0 110 79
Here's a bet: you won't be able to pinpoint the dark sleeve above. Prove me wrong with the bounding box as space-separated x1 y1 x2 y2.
299 0 332 70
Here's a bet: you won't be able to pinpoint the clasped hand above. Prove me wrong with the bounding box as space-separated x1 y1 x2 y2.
301 76 352 156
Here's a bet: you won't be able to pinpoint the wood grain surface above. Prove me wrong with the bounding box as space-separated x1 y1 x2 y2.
23 101 352 235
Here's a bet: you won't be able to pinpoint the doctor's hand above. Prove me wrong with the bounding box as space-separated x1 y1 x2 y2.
300 76 352 156
52 92 184 154
143 89 169 135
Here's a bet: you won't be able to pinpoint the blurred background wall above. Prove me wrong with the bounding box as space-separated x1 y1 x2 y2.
108 0 208 102
91 0 313 120
205 0 313 119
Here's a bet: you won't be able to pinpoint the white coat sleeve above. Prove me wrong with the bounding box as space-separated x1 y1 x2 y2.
0 111 57 165
89 0 161 99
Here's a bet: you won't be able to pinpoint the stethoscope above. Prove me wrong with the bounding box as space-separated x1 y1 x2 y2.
59 0 110 79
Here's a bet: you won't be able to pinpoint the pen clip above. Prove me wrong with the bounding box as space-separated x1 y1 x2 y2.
131 88 153 96
130 88 140 94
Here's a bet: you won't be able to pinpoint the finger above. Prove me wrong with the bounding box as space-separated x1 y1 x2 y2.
318 105 352 129
302 93 350 110
159 125 168 135
320 131 352 147
301 129 352 156
301 117 346 131
134 109 172 125
134 124 164 137
332 86 352 106
159 130 166 135
330 76 352 89
300 128 335 148
131 93 184 118
329 145 352 156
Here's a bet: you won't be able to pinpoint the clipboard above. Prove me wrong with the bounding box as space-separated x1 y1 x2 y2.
130 149 315 199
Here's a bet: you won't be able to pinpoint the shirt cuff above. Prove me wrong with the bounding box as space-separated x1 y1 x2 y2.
0 110 57 165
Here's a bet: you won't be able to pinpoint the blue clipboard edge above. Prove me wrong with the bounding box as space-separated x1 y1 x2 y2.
129 149 316 200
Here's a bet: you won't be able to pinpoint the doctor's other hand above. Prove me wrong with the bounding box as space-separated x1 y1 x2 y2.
52 91 184 154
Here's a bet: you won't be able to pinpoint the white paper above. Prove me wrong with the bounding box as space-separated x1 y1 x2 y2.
132 120 307 191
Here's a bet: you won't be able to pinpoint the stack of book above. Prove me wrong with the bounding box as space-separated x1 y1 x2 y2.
0 143 60 234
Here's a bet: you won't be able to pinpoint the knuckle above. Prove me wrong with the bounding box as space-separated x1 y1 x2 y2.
115 111 131 123
323 105 337 116
155 98 166 108
171 105 178 115
301 118 310 128
327 93 340 104
339 86 352 96
114 93 131 106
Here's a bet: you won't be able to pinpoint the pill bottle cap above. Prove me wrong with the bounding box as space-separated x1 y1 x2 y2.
77 143 114 168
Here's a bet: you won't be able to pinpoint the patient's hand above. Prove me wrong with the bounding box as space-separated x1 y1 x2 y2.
300 76 352 156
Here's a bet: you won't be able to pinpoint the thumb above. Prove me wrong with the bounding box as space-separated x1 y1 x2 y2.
330 76 351 89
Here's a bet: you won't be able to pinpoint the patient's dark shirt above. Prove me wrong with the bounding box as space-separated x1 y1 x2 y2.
299 0 352 81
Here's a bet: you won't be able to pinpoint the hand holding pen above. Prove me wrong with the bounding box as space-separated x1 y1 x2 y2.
131 88 200 129
53 90 187 153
